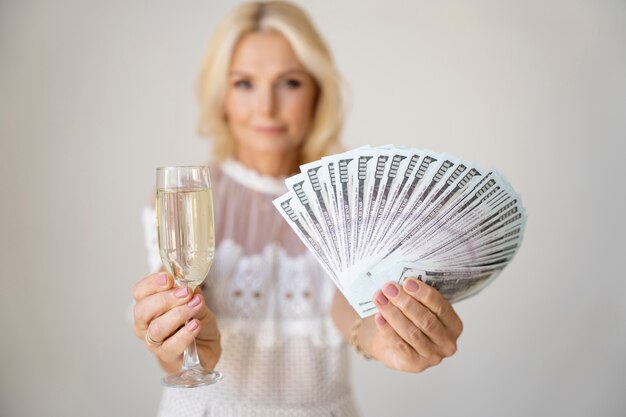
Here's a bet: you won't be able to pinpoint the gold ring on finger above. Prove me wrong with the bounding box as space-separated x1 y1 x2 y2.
145 331 163 347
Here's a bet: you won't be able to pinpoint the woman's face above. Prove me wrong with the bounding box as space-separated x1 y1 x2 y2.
225 31 318 162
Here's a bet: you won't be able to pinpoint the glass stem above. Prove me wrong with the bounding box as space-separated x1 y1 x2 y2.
182 284 201 371
182 338 201 371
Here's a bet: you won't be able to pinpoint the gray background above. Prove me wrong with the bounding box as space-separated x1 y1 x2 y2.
1 0 625 416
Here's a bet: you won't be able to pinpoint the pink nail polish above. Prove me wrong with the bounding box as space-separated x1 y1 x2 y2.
187 294 201 308
186 320 198 331
375 291 388 306
383 284 399 298
174 287 188 298
375 313 387 326
405 279 419 293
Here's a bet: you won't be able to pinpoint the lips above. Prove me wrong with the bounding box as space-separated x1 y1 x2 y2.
253 125 286 134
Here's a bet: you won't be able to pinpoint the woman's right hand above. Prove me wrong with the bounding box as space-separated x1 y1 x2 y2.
132 271 221 373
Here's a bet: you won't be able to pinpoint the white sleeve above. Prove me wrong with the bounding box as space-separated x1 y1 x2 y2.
142 206 163 273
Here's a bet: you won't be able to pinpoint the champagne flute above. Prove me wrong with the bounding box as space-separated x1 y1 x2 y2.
156 166 222 388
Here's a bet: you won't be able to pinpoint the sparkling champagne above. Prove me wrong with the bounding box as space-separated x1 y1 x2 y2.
156 187 215 289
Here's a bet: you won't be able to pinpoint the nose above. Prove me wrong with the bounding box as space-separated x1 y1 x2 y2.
256 86 276 116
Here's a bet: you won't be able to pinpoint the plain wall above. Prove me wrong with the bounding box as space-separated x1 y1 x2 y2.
1 0 625 416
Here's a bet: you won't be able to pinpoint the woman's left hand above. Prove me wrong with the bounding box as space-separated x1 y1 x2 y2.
365 278 463 372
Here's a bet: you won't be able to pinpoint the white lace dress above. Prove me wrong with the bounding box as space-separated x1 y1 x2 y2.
143 160 360 417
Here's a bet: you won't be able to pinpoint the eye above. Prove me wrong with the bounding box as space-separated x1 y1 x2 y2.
280 79 301 89
233 79 252 89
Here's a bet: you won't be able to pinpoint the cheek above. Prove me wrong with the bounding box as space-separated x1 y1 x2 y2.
225 93 252 124
282 91 316 132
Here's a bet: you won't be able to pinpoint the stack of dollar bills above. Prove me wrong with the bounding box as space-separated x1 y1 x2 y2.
273 145 526 317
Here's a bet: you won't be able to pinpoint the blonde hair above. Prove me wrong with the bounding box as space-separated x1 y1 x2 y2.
196 1 344 164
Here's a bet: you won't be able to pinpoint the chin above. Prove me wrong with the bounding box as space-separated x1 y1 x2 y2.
241 135 301 155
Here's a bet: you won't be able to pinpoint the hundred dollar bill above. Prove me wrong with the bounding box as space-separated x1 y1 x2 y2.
431 196 525 260
272 193 342 288
412 195 518 260
358 149 396 260
336 146 374 265
409 173 501 249
322 158 347 266
403 169 507 252
298 160 344 269
322 153 355 268
366 150 415 257
373 155 459 258
284 173 342 272
420 197 525 262
443 224 524 266
401 266 503 304
382 154 450 239
353 153 374 261
371 151 438 254
391 163 484 257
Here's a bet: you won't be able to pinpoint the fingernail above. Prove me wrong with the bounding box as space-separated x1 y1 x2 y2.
383 284 399 298
187 294 201 308
175 287 189 298
375 291 388 306
157 273 168 287
375 313 387 326
405 279 419 293
186 320 198 331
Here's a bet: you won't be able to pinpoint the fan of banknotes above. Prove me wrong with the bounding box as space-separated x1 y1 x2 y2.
273 145 526 317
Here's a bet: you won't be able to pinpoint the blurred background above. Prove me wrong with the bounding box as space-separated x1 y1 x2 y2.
1 0 625 416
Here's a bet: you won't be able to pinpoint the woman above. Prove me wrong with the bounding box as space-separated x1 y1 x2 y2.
132 2 463 416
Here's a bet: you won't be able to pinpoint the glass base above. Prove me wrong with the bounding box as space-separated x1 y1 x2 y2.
161 368 223 388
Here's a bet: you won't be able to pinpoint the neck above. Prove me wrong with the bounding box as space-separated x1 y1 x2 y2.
235 148 300 177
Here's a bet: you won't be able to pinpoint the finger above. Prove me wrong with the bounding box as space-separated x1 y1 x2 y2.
195 304 217 342
372 312 422 370
132 271 172 301
133 285 194 333
382 282 454 349
195 309 221 370
155 319 202 363
146 293 206 345
374 290 441 363
403 278 463 336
